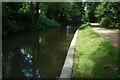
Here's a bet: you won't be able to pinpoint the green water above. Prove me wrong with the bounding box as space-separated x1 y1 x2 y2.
2 26 77 78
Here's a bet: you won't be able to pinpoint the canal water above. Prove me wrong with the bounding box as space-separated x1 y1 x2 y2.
2 26 78 78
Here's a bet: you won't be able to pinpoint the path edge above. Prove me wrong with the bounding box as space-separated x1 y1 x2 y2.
59 29 78 79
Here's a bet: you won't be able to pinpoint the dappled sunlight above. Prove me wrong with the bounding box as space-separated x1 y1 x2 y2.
2 1 120 78
87 40 119 77
73 58 95 78
90 23 100 25
73 23 119 78
91 24 119 48
81 60 94 77
93 27 117 34
74 39 119 77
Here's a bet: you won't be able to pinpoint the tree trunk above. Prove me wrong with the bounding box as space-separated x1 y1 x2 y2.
31 2 34 24
35 2 39 21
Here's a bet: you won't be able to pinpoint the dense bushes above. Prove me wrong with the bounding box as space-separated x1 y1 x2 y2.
2 2 85 36
3 20 24 36
2 2 61 36
85 2 120 29
35 14 60 29
44 2 85 26
85 3 100 23
3 2 119 36
95 2 120 29
2 14 60 36
100 16 119 29
100 16 111 28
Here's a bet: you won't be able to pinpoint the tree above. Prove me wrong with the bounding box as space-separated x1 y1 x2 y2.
2 2 86 36
43 2 85 25
85 2 100 23
95 2 120 29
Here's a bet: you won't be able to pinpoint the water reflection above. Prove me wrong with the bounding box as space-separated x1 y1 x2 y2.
66 26 70 36
20 48 41 78
20 49 33 78
2 26 78 78
39 37 42 43
3 46 41 78
3 52 13 77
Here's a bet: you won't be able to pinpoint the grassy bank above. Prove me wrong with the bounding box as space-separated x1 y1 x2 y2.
72 23 120 78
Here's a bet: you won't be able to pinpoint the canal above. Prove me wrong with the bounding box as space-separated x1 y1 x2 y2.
2 26 78 78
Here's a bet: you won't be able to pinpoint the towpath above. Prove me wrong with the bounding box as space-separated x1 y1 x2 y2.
90 23 120 48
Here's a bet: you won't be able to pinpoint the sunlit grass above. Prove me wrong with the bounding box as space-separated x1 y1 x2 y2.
72 23 120 78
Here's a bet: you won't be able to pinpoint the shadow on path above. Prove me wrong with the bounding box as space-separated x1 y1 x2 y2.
90 23 120 49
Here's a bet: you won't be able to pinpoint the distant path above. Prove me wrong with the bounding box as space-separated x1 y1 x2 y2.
90 23 120 48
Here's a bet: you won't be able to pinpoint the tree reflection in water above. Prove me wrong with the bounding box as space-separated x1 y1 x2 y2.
3 47 41 78
3 52 14 77
20 48 40 78
3 26 77 78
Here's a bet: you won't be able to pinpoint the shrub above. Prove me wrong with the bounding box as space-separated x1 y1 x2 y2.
100 16 112 28
2 14 61 36
100 16 119 29
5 20 21 33
79 23 92 30
36 14 61 29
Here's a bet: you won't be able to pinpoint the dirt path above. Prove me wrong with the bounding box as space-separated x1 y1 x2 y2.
90 23 120 48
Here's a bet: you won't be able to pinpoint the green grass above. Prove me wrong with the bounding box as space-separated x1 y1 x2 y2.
72 23 120 78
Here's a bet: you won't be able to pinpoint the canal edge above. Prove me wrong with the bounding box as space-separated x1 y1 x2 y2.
59 29 78 78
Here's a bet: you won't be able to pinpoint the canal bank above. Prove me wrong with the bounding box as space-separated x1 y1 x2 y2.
72 23 119 78
60 29 78 78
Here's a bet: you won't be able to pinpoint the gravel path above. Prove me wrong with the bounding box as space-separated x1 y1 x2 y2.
90 23 120 48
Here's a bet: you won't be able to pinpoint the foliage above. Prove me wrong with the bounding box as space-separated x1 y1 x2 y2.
95 3 106 21
84 2 120 29
43 2 85 25
100 16 112 28
3 2 119 36
2 2 60 36
2 2 85 36
34 14 60 29
95 2 120 29
85 2 100 23
78 23 90 30
70 3 85 25
72 23 119 78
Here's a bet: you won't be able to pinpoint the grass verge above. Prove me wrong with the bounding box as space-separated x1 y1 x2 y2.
72 23 120 78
